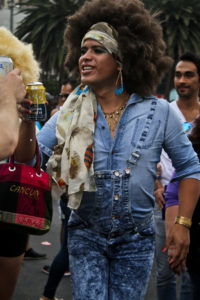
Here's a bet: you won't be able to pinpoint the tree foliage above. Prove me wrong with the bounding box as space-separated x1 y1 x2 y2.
143 0 200 97
15 0 200 96
15 0 86 81
143 0 200 60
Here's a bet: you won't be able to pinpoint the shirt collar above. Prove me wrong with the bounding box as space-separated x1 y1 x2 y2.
128 93 156 105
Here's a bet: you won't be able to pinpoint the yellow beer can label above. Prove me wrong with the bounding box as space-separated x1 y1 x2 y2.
26 82 47 121
26 82 46 105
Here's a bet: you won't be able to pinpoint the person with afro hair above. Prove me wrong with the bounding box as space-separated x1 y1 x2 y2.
15 0 200 299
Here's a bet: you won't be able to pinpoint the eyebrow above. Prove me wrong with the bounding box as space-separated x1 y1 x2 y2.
81 45 108 51
175 71 195 75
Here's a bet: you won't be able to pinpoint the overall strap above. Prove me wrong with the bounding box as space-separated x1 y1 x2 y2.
127 97 158 167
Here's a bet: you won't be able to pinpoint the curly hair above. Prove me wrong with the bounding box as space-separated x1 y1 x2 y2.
189 115 200 143
0 26 40 85
64 0 173 96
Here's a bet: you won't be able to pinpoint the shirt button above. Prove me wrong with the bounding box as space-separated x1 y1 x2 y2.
125 168 131 174
131 152 140 158
114 171 120 176
102 126 105 129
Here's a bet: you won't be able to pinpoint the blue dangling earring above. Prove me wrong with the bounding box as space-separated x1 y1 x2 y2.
115 69 124 95
76 85 89 95
115 83 124 95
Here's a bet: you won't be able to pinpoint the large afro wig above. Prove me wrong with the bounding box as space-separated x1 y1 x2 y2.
64 0 173 96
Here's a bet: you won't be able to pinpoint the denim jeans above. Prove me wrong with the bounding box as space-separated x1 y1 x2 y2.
43 199 71 298
68 216 155 300
154 205 193 300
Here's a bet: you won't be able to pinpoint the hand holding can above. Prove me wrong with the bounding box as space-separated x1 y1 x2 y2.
0 69 26 104
0 56 13 77
26 82 47 121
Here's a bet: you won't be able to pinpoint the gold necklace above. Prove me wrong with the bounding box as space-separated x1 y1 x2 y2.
103 103 127 119
103 103 127 139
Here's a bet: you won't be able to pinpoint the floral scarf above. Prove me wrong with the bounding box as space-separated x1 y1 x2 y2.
47 22 122 209
47 86 97 209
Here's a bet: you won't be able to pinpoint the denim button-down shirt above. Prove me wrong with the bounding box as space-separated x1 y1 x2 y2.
37 94 200 223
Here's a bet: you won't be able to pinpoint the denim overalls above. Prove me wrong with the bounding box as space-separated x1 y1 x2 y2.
67 97 158 300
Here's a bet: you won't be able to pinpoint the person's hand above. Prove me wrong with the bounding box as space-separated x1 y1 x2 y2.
17 98 33 121
165 205 179 238
154 163 165 209
156 163 162 178
162 223 190 274
1 69 26 103
167 243 186 275
154 183 165 210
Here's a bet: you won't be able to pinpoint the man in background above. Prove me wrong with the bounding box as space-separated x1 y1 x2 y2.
50 80 73 116
154 52 200 300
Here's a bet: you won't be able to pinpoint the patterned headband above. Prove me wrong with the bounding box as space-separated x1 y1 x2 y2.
81 22 123 65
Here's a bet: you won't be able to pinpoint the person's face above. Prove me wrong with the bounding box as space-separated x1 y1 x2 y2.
174 60 200 99
79 39 119 90
58 83 72 106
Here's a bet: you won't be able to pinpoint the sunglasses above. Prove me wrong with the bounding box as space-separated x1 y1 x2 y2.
59 93 69 98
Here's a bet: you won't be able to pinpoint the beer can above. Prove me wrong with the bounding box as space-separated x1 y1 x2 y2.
0 56 14 78
26 82 47 121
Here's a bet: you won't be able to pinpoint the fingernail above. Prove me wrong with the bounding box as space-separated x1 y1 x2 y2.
162 247 167 252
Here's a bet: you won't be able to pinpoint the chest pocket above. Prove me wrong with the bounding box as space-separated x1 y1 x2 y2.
131 118 161 149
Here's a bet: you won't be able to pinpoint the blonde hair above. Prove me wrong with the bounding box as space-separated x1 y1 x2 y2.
0 27 40 85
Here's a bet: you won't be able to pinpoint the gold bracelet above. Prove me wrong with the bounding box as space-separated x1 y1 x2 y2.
175 216 192 229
